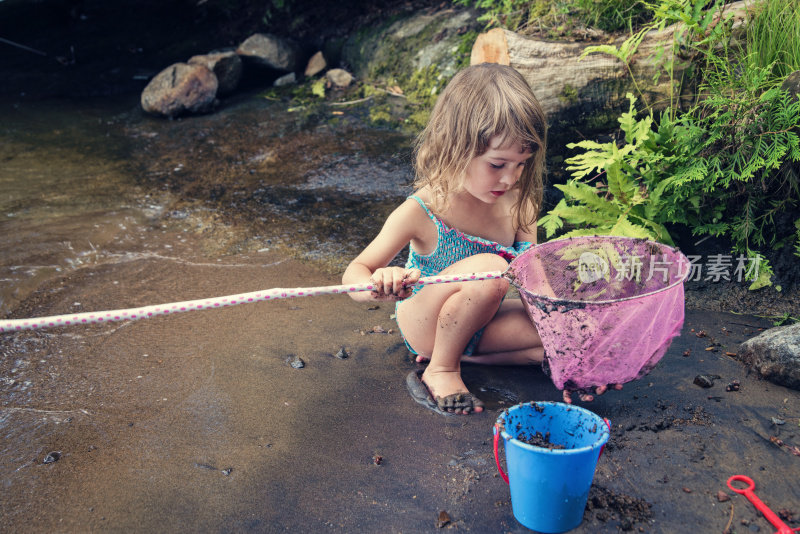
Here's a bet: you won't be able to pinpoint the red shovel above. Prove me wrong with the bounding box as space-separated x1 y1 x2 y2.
727 475 799 534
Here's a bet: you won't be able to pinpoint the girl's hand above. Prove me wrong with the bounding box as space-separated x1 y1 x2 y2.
370 267 421 301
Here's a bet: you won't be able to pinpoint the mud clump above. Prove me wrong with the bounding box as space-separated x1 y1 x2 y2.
516 431 566 450
584 486 652 531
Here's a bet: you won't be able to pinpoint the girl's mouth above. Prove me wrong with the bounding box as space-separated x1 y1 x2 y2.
490 190 505 197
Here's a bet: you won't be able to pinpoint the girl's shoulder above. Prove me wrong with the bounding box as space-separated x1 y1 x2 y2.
386 192 437 231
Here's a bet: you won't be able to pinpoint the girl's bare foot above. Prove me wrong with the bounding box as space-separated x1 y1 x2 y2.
421 368 484 414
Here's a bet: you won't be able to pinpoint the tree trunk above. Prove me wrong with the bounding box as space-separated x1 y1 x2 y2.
470 0 753 121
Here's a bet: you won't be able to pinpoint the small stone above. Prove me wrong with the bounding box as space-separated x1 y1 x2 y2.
726 380 740 392
334 347 349 359
716 490 730 502
287 355 305 369
372 455 382 466
43 451 61 464
682 487 692 493
273 72 296 87
326 68 353 87
778 509 794 521
436 510 451 528
371 325 386 334
304 51 326 77
221 467 233 476
693 374 718 388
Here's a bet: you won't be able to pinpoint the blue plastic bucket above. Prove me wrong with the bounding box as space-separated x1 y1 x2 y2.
493 402 610 533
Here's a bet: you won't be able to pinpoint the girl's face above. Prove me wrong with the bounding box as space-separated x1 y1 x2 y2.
462 136 533 204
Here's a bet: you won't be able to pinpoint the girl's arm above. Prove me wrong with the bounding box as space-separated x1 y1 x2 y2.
342 199 429 302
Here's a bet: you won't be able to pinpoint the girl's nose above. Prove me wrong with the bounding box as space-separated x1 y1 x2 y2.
501 166 521 185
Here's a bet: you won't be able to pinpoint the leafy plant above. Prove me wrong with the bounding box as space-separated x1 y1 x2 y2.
452 0 532 29
746 0 800 81
544 0 800 289
452 0 651 34
539 93 693 245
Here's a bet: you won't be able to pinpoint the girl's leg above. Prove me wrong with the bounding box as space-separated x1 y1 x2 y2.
468 300 623 403
466 299 544 365
407 289 621 404
396 254 512 414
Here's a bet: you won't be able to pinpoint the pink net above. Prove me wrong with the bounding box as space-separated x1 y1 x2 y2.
507 236 689 391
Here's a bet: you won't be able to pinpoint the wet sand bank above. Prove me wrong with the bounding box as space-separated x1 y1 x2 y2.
2 221 799 533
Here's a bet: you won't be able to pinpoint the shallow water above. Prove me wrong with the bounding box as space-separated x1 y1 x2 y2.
0 97 154 316
0 93 414 317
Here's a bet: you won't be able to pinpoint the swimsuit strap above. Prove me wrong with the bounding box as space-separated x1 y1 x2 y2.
408 195 441 227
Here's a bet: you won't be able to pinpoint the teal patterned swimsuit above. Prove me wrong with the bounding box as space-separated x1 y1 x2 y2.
397 195 533 356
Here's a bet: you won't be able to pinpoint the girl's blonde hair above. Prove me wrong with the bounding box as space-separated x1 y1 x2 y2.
413 63 547 232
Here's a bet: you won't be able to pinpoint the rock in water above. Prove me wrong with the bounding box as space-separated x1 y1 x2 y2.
738 323 800 390
188 51 242 95
140 63 218 118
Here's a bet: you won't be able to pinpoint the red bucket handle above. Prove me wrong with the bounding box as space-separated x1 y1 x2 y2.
599 418 611 458
493 423 509 484
493 418 612 485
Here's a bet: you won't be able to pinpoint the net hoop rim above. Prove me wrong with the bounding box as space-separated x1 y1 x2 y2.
509 235 690 307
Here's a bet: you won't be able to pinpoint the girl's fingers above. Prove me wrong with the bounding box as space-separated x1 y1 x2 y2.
393 273 405 296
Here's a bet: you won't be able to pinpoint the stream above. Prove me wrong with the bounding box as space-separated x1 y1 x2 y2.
0 92 414 319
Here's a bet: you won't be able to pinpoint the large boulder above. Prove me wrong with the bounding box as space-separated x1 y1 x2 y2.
342 8 478 83
738 323 800 390
236 33 297 72
140 62 218 118
188 51 242 95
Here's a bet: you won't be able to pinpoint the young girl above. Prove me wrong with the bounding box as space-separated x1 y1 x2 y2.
343 63 616 414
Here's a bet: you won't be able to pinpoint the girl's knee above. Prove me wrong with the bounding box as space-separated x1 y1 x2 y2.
463 276 508 304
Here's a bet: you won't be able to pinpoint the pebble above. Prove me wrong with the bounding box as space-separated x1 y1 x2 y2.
716 490 730 502
436 510 451 528
43 451 61 464
334 347 349 359
693 374 719 388
287 356 305 369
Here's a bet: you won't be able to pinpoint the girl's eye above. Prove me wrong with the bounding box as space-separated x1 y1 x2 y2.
489 163 504 169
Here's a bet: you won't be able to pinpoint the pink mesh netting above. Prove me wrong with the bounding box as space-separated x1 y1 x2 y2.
507 235 690 391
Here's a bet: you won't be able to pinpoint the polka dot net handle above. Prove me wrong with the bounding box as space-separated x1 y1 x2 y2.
1 271 505 333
